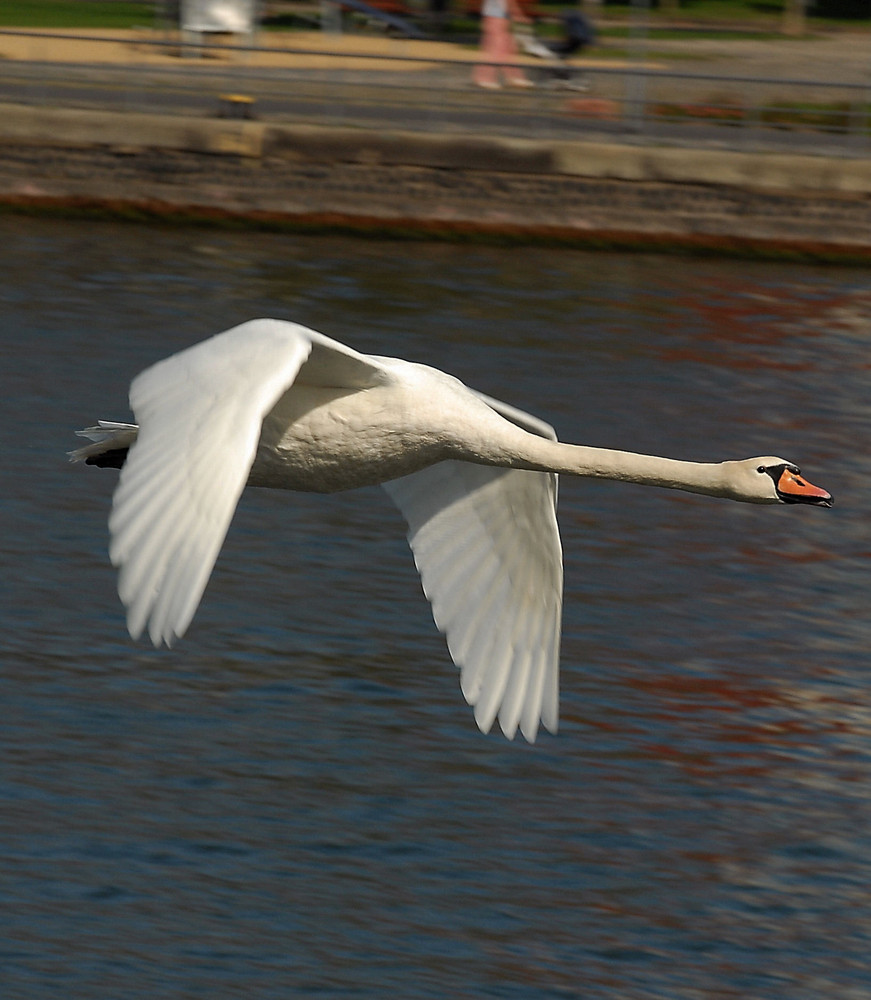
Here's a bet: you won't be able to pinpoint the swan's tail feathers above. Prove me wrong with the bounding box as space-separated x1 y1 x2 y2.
69 421 139 468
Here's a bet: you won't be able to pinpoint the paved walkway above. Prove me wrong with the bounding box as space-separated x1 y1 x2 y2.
0 24 868 85
0 24 868 148
0 27 480 73
624 30 871 86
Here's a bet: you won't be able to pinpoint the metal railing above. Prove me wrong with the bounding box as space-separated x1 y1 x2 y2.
0 28 868 155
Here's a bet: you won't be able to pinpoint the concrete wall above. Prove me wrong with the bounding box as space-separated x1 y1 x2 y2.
1 101 870 257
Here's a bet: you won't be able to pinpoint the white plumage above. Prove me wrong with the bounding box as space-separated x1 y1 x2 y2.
72 319 832 742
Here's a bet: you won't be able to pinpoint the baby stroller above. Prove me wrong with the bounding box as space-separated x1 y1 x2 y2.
514 11 595 89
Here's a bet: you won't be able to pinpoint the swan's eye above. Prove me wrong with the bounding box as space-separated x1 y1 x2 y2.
757 466 766 474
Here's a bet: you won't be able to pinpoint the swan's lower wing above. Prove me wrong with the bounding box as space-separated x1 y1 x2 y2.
109 319 386 647
384 461 562 743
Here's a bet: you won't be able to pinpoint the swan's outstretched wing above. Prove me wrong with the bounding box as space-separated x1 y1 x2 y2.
110 319 386 647
384 402 562 743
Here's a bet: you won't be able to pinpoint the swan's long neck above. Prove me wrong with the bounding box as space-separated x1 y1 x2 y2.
566 444 730 497
504 437 734 500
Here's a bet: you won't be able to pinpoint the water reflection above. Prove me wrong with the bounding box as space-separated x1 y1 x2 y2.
2 217 870 998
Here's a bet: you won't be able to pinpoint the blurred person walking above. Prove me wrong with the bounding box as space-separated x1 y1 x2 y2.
473 0 533 89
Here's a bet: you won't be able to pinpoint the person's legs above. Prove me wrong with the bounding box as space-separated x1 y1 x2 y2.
473 16 501 88
491 17 530 86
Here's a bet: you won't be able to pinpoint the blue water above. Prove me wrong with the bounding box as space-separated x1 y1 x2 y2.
2 217 870 998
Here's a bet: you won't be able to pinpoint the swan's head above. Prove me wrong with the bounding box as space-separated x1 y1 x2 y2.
730 457 833 507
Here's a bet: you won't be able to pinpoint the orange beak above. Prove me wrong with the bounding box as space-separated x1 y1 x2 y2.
776 467 833 507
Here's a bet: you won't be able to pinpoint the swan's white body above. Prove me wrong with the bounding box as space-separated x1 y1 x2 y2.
72 319 832 742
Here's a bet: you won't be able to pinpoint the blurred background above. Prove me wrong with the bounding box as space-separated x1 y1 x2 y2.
2 2 871 998
1 0 871 149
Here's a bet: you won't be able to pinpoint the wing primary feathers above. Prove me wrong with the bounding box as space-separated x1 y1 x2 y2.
496 603 540 741
386 456 563 742
109 320 319 646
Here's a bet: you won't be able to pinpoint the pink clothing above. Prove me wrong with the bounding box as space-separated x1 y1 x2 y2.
473 14 529 87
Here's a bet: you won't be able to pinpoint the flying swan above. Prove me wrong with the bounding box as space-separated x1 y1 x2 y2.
71 319 833 742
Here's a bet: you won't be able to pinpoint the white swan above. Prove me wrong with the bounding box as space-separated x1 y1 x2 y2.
71 319 832 742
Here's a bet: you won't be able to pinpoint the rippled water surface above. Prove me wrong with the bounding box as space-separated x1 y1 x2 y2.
3 217 870 999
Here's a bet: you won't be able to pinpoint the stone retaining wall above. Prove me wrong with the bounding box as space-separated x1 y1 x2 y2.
1 102 870 258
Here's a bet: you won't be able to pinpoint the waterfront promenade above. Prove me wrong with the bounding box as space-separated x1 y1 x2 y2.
0 24 869 257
